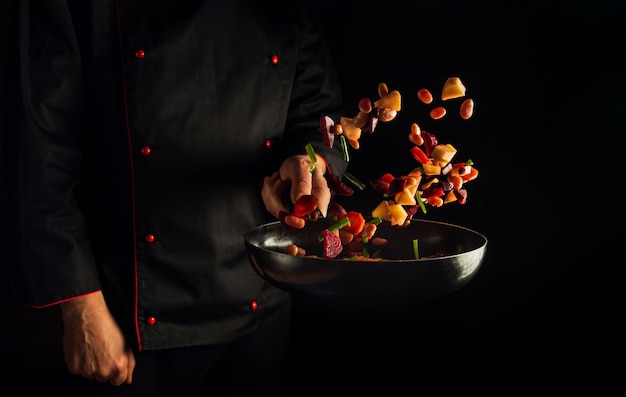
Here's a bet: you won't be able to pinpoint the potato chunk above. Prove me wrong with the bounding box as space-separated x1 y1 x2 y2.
441 77 466 101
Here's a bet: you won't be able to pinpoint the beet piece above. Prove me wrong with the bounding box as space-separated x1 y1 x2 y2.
320 116 335 148
325 173 355 197
405 205 420 220
363 115 378 134
421 130 437 157
278 211 290 223
387 178 408 196
321 229 343 259
441 180 454 192
453 189 468 204
328 202 348 217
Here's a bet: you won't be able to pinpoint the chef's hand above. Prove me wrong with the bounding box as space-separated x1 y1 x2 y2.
60 291 136 386
262 154 331 219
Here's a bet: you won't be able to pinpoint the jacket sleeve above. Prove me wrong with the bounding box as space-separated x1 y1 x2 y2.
3 0 101 307
279 7 349 178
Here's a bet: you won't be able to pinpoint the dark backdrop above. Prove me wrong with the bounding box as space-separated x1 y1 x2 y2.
1 0 623 395
289 0 623 393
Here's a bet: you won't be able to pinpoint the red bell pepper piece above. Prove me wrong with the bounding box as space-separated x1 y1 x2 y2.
410 146 430 164
293 195 318 217
369 173 395 194
422 185 444 198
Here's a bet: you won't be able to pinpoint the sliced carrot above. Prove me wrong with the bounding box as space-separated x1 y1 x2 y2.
339 211 366 235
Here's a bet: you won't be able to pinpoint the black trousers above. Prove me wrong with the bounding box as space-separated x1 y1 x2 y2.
21 313 292 397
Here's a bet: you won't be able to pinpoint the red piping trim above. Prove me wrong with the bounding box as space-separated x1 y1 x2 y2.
114 0 142 351
14 290 103 309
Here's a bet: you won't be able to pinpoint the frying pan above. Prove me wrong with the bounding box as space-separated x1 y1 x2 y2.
244 218 487 307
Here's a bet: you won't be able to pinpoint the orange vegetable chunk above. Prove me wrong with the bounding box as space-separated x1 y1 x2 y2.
441 77 466 100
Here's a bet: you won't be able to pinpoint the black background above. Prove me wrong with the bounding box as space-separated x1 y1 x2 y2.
1 0 623 394
289 0 623 393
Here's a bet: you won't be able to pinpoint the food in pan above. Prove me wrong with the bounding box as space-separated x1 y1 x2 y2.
278 77 478 259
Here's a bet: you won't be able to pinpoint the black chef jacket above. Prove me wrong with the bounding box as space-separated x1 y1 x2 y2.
2 0 347 351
